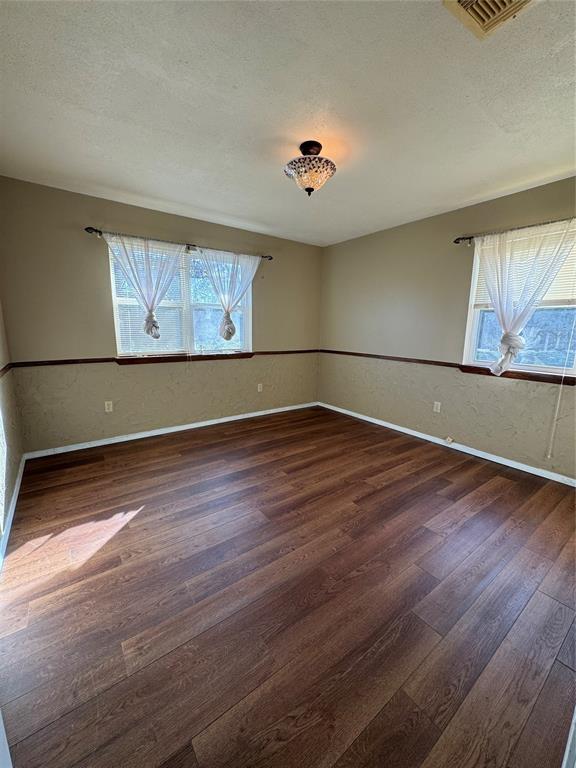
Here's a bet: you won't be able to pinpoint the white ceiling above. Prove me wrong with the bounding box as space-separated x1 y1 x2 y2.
0 1 574 246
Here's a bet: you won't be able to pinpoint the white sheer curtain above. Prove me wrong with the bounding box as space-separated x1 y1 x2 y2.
197 248 260 340
104 234 185 339
477 218 576 375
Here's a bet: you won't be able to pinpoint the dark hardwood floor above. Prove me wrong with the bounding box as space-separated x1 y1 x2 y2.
0 406 574 768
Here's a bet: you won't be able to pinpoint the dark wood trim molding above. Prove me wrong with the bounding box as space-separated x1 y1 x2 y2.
115 352 255 364
11 357 116 368
4 349 573 385
319 348 461 369
457 364 574 386
320 349 574 386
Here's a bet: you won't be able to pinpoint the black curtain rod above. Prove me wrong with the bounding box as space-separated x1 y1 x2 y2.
453 216 574 245
84 227 273 260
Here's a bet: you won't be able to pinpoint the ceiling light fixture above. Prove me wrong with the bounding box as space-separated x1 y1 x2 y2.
283 140 336 197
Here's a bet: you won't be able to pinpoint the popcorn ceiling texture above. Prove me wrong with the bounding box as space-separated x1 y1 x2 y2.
14 355 318 453
318 353 575 478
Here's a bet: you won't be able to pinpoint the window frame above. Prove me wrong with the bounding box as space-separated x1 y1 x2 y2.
463 250 576 377
109 251 253 358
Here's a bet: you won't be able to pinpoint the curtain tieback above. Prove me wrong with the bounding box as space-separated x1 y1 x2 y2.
219 310 236 341
490 331 525 376
144 310 161 339
500 331 525 353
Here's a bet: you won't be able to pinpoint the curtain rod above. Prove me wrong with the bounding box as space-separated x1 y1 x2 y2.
84 227 273 260
453 216 574 245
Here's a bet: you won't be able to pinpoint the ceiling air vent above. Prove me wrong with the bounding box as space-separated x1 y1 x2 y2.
444 0 533 38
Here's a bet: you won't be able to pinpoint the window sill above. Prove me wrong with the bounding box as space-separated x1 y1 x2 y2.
459 364 575 386
115 352 254 364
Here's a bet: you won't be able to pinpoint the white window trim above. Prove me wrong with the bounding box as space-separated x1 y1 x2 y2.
463 249 576 377
109 251 253 357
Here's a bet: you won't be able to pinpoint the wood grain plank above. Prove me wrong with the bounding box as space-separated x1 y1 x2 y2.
192 610 440 768
558 620 576 671
3 407 569 768
418 478 537 580
331 689 440 768
414 482 567 634
425 475 513 536
525 491 575 560
158 742 200 768
540 532 576 609
420 591 574 768
47 567 438 768
507 660 575 768
405 547 552 728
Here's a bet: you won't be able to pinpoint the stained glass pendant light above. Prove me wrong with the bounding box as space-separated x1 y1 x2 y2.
284 140 336 197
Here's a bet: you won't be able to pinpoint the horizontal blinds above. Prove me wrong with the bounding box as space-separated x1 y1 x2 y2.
473 220 576 306
110 248 248 355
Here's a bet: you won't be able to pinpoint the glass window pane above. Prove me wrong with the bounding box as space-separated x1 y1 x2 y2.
190 259 219 304
117 304 184 354
192 307 244 352
474 307 576 369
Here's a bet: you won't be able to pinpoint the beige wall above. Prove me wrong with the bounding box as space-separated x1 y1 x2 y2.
321 178 575 361
15 355 317 452
319 354 575 478
0 177 320 453
0 176 321 361
0 301 23 535
319 178 576 478
0 175 574 479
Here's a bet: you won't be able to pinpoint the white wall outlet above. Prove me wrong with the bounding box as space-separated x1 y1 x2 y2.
257 383 263 393
433 401 441 413
104 401 114 413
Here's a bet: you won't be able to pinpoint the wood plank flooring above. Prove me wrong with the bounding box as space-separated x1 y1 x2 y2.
0 406 574 768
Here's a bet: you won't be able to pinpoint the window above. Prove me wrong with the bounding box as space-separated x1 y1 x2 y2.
464 224 576 375
109 250 251 356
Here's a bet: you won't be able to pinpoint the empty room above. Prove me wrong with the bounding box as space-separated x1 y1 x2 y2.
0 1 575 767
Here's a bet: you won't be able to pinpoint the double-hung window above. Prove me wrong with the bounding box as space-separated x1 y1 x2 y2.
463 221 576 375
110 248 252 356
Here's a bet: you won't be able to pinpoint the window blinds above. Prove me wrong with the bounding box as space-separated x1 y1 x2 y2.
109 248 250 356
472 219 576 307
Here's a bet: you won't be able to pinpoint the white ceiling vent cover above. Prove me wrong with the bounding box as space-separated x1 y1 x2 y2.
444 0 533 38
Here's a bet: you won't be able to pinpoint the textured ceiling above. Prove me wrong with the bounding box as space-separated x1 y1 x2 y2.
0 1 574 246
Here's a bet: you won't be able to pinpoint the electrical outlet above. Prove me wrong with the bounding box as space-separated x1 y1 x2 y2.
104 401 114 413
433 401 441 413
257 383 263 393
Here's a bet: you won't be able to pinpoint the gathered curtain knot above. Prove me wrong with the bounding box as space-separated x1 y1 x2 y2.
144 310 161 339
219 310 236 341
500 332 525 353
490 331 525 376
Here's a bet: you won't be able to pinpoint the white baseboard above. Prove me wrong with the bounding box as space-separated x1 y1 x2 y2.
0 710 13 767
317 402 576 487
562 704 576 768
3 398 572 576
24 402 320 459
0 455 25 571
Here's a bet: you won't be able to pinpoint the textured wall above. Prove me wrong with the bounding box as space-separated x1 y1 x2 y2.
1 176 575 476
318 353 575 478
0 373 23 532
319 178 576 478
0 177 321 454
0 301 23 533
15 354 318 453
